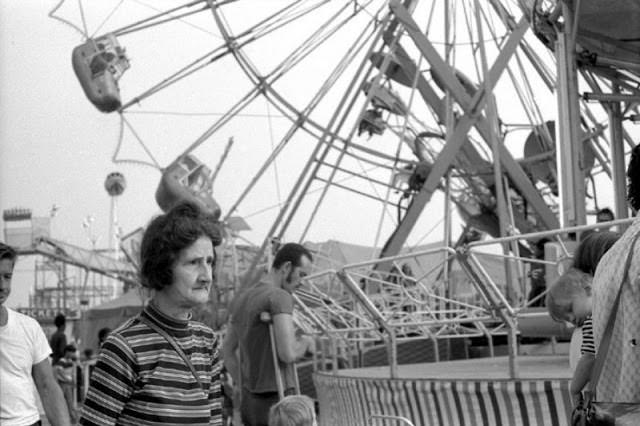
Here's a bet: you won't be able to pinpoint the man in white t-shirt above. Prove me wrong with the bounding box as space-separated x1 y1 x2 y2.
0 242 70 426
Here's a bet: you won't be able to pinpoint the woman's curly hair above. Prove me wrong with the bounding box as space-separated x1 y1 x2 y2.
139 202 222 290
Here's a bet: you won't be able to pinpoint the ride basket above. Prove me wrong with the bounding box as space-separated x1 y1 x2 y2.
72 34 130 113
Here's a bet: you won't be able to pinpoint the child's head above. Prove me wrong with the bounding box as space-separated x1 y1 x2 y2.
546 268 592 326
98 327 112 345
63 344 77 360
269 395 317 426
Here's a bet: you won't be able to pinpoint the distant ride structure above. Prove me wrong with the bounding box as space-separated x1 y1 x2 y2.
2 206 137 324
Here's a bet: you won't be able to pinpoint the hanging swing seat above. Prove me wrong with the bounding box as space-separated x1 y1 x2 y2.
362 80 408 116
72 34 130 113
155 155 221 221
358 109 386 137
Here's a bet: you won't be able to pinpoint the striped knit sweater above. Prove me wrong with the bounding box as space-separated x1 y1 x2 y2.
79 302 222 425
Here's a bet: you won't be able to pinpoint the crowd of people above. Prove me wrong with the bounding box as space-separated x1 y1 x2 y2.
2 144 640 425
1 202 317 426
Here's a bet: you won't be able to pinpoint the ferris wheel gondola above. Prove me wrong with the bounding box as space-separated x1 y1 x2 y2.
155 154 222 220
72 33 130 112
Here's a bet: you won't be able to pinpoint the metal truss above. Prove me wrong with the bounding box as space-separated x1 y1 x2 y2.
293 217 635 377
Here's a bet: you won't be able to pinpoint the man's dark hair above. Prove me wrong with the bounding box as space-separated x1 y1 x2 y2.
64 344 76 354
140 201 222 291
272 243 313 270
0 242 17 264
628 144 640 212
572 231 620 276
535 238 551 253
98 327 111 344
596 207 614 221
54 313 66 328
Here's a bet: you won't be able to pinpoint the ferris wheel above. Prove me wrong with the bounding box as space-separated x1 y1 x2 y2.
50 0 635 246
50 0 640 343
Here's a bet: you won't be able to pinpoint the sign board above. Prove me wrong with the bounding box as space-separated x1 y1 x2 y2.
16 307 81 322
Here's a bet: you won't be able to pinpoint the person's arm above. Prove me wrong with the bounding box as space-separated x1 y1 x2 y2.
272 313 314 364
79 335 136 425
571 315 595 407
570 353 595 407
221 322 243 422
210 335 224 426
222 323 240 385
32 359 71 426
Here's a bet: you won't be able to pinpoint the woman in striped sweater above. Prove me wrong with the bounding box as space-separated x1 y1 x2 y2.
80 202 224 425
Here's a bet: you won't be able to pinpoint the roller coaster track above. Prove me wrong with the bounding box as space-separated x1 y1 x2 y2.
17 236 138 287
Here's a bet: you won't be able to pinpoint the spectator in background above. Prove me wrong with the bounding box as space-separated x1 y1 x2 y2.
596 207 615 227
50 313 67 364
97 327 111 348
55 344 78 423
225 243 315 426
527 238 550 307
81 348 94 362
268 395 317 426
0 242 70 426
582 207 617 241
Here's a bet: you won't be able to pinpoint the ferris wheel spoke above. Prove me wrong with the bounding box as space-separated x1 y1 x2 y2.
222 2 386 224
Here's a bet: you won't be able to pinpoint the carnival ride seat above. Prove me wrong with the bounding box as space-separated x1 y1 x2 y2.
522 120 595 197
155 154 222 221
362 80 408 116
358 109 386 138
72 34 130 113
407 161 433 192
529 0 640 85
368 51 413 87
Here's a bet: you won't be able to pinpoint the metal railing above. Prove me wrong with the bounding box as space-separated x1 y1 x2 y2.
293 218 634 378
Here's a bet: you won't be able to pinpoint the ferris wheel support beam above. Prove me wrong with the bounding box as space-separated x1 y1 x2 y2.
390 44 494 175
398 3 557 224
391 1 558 231
555 2 586 229
387 45 536 242
606 84 631 224
487 0 555 91
379 2 556 266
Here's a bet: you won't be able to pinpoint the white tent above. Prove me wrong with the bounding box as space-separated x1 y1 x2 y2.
76 289 147 352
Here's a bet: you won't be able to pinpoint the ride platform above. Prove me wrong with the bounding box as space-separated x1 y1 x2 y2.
314 355 572 426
